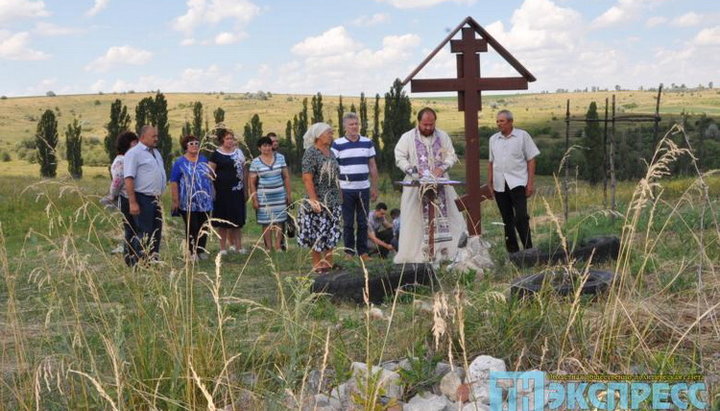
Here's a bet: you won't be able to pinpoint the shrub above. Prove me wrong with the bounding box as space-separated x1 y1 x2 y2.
1 152 10 161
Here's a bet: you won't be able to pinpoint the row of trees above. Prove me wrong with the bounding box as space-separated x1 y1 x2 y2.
34 80 416 180
533 101 720 183
35 110 83 178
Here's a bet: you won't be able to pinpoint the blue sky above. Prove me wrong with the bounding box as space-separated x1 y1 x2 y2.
1 0 718 97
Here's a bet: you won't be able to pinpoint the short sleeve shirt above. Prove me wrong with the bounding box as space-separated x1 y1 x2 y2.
301 146 341 208
330 136 376 191
488 128 540 192
123 141 167 196
169 155 214 212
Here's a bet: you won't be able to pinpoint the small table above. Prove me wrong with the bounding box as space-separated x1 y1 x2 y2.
395 179 464 259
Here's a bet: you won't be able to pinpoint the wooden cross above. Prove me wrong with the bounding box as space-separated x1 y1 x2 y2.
403 16 535 236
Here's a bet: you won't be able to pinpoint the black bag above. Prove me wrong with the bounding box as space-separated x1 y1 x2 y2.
286 217 297 238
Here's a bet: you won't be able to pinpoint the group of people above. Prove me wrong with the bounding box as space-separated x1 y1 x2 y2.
105 106 539 271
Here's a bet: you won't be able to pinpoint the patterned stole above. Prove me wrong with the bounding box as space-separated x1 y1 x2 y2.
414 131 452 256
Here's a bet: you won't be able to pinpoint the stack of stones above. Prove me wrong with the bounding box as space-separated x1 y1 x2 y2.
296 354 525 411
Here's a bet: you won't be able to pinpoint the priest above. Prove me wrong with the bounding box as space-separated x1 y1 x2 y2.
393 107 465 264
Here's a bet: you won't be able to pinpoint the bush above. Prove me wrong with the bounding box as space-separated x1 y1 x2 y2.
1 152 10 161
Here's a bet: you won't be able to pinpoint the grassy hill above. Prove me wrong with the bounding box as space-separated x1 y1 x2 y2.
1 88 718 165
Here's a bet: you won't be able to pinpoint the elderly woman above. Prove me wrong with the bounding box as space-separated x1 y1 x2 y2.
297 123 341 273
248 136 292 251
170 135 214 261
209 126 247 256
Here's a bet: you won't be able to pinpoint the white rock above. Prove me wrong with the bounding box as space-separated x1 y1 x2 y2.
466 356 505 404
349 362 403 400
439 371 462 401
449 235 494 274
405 393 450 411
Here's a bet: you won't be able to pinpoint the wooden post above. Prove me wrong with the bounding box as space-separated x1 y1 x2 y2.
603 97 609 208
610 95 617 218
564 99 570 222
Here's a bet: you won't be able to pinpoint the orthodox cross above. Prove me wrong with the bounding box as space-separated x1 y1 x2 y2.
403 16 535 236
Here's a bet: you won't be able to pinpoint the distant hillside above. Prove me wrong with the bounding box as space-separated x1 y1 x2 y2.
0 88 717 169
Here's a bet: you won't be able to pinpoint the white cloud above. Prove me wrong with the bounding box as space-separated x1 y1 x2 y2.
90 64 233 93
592 0 657 28
645 16 668 28
351 13 389 27
33 22 83 36
244 28 421 95
180 38 197 46
0 31 50 60
693 26 720 46
0 0 49 24
376 0 475 9
85 45 153 72
173 0 260 45
670 12 702 28
85 0 109 17
214 31 245 44
291 26 361 57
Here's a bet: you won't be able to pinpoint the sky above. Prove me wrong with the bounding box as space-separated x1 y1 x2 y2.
1 0 718 98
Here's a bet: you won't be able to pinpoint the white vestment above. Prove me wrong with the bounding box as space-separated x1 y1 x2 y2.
393 128 465 264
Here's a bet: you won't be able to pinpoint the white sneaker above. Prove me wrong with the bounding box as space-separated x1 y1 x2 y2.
228 246 237 253
237 248 248 255
218 250 228 256
198 252 210 261
110 245 124 254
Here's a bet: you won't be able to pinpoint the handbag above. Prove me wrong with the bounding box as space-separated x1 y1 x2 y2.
286 216 297 238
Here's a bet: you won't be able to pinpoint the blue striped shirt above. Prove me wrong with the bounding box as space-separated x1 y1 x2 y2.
331 136 376 191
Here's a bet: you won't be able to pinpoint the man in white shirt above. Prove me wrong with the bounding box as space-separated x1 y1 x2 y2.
488 110 540 253
123 125 167 265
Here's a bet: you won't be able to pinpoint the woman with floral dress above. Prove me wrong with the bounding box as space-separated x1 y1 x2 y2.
297 123 341 273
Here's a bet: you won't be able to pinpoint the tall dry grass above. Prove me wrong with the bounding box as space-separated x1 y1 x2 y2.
0 125 718 409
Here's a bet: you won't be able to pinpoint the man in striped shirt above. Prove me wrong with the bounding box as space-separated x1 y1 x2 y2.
331 112 379 259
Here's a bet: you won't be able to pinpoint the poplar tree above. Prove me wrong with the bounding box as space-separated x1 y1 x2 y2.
243 114 263 157
36 109 58 178
192 101 204 139
311 92 323 123
105 99 131 162
372 93 381 165
359 92 368 137
135 97 155 134
66 117 83 179
583 102 603 184
214 107 225 124
381 79 412 183
154 92 172 174
337 95 345 137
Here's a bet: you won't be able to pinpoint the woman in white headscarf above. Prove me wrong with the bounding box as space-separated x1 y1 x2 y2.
296 122 342 273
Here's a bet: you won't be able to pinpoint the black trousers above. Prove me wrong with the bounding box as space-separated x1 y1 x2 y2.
180 210 209 255
368 228 394 258
121 193 162 266
494 183 532 253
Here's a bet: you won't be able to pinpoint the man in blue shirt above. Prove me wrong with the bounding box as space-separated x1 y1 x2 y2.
123 125 167 266
331 112 379 260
